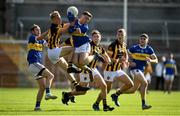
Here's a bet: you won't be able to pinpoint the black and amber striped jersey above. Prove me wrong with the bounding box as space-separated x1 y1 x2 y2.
47 23 63 49
105 40 127 71
82 41 106 74
83 41 106 73
88 41 106 68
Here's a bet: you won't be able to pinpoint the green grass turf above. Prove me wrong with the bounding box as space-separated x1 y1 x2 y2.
0 88 180 115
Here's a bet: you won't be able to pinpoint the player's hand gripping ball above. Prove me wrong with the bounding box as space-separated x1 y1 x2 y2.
67 6 78 22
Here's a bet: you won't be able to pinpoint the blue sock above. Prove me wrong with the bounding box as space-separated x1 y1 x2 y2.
35 101 41 108
46 88 50 94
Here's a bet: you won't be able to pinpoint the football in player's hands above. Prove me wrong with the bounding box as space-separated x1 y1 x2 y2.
67 12 76 22
67 6 78 22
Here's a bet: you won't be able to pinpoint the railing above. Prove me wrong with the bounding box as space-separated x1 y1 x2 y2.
15 16 180 42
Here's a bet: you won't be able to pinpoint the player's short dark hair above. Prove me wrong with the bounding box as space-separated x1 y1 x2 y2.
140 33 149 39
31 24 39 32
91 30 101 36
82 11 93 18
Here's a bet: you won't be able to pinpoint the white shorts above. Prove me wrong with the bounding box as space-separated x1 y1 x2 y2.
75 42 91 53
104 69 126 82
47 47 62 64
130 69 144 79
145 73 151 82
80 68 102 83
28 62 46 80
164 74 174 81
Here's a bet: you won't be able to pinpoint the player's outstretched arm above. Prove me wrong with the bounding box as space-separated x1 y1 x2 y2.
103 52 111 63
36 30 48 40
59 23 71 34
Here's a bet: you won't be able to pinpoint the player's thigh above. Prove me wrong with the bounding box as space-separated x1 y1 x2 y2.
133 77 141 90
133 70 147 85
37 78 46 90
164 79 169 85
94 75 107 88
56 57 68 70
41 68 54 79
117 72 133 86
170 76 174 84
60 46 74 57
73 53 79 65
79 52 89 65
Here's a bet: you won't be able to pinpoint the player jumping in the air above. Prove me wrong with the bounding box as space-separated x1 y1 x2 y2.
27 24 57 111
61 30 114 111
67 11 103 78
37 11 89 92
116 33 158 110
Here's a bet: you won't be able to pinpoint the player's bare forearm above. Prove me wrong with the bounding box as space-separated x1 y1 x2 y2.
107 50 113 58
103 52 111 63
60 23 71 33
36 31 48 40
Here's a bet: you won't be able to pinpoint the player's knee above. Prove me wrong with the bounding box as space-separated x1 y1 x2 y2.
131 90 136 94
128 88 136 93
49 73 54 79
142 80 148 87
100 83 107 90
81 91 87 95
78 61 84 66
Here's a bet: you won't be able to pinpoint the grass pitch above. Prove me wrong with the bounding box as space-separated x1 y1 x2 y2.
0 88 180 115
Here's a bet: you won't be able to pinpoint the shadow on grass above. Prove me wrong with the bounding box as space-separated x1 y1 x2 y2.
0 109 92 112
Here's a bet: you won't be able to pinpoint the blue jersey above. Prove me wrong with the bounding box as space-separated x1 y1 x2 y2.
27 34 44 65
164 59 176 75
69 20 90 47
128 44 155 72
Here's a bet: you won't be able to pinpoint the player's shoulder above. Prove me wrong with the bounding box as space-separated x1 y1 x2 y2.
28 34 36 42
171 59 176 64
130 44 139 49
29 34 35 39
108 40 117 50
146 45 153 49
98 44 105 50
109 40 118 46
146 45 155 53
